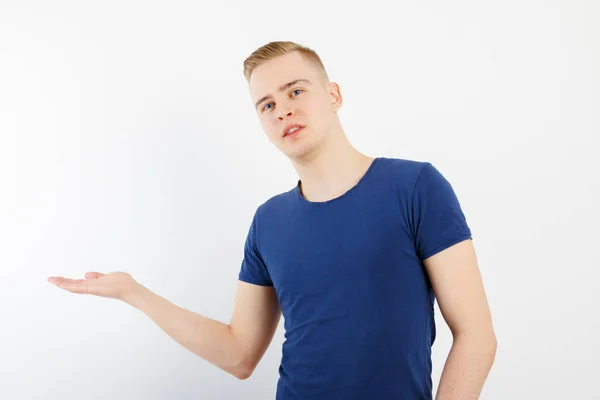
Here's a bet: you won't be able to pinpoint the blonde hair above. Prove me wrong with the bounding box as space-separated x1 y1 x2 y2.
243 41 329 83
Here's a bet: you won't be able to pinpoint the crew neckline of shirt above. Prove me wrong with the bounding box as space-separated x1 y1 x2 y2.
294 157 382 206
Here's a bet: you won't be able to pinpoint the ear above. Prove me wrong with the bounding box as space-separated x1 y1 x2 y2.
328 82 343 112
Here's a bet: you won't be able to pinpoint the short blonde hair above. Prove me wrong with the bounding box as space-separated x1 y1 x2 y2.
243 41 329 83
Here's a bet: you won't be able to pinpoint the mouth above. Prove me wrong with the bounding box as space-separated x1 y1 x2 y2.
282 124 305 138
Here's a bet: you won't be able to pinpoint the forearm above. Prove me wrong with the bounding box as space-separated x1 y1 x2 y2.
123 284 250 379
435 333 497 400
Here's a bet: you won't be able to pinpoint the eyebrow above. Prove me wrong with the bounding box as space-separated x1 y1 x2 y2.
254 79 311 110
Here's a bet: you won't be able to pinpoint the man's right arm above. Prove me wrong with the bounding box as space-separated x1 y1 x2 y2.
48 271 281 380
125 279 281 380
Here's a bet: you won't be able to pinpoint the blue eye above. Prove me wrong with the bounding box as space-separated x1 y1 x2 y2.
261 90 302 112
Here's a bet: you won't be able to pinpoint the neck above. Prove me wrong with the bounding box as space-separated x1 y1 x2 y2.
290 123 375 202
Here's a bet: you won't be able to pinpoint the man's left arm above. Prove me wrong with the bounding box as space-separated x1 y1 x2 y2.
423 239 497 400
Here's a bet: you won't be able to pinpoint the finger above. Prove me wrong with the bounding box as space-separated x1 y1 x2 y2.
85 272 105 279
47 276 68 284
59 282 90 294
48 277 90 294
51 277 85 284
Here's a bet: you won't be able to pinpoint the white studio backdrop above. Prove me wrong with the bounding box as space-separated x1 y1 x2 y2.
0 1 598 399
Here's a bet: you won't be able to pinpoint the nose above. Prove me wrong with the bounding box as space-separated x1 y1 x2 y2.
277 109 294 120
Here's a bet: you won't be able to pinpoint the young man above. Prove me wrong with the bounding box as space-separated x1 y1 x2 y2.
48 41 497 399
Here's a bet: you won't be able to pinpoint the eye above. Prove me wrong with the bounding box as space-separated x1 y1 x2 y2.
262 102 273 112
291 89 303 96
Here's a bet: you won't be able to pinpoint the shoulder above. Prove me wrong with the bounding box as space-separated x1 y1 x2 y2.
374 156 434 192
249 185 297 225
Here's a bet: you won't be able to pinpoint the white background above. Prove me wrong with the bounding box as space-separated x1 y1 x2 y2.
1 1 598 399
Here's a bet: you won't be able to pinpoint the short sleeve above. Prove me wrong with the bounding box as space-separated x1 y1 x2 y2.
238 211 273 287
411 163 472 261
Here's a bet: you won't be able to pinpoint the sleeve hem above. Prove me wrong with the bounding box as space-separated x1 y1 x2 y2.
421 232 472 261
238 276 274 287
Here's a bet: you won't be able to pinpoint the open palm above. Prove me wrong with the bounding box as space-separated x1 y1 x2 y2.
47 271 137 300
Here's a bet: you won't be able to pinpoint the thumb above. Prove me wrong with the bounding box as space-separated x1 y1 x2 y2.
85 272 105 279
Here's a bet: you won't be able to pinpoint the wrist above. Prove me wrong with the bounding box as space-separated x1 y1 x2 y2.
121 281 148 307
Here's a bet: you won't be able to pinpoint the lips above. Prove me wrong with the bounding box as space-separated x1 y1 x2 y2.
282 124 305 137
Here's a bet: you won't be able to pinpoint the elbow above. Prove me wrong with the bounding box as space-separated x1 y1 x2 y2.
483 329 498 356
236 370 252 380
482 333 498 365
489 333 498 360
230 351 256 380
484 335 498 369
453 328 498 358
478 332 497 367
233 360 254 380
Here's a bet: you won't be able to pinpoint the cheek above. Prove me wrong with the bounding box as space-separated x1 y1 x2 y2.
309 100 331 124
260 116 280 139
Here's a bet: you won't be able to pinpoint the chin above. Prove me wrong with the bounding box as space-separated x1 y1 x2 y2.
283 141 323 161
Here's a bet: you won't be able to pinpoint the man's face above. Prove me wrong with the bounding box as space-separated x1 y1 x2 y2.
249 51 342 160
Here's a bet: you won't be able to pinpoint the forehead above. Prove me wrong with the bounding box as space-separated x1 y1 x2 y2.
249 52 318 100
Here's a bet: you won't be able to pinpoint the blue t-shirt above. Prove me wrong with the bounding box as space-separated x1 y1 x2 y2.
238 157 472 400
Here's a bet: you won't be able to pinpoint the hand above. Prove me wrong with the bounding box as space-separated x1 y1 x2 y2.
47 271 140 301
